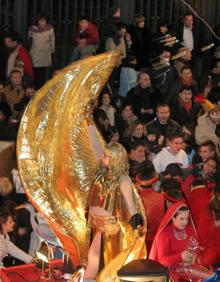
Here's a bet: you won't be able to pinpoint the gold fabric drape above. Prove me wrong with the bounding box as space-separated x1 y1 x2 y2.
17 51 147 281
17 51 120 266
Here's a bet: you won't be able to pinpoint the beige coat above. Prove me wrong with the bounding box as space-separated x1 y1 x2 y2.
195 113 219 146
29 24 55 67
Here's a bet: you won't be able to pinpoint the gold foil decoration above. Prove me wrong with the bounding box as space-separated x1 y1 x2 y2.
17 51 120 266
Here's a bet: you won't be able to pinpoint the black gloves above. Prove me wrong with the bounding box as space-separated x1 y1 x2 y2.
129 213 144 230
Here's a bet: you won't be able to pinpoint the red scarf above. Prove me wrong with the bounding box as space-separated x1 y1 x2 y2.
180 77 193 86
178 96 192 112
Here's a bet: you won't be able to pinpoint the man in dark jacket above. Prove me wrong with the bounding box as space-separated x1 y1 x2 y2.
126 69 160 123
146 103 182 146
170 85 201 135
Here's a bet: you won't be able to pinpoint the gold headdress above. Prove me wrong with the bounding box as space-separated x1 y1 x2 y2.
104 142 129 180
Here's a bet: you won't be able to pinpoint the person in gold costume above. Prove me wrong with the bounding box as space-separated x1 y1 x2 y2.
84 142 146 281
16 51 146 282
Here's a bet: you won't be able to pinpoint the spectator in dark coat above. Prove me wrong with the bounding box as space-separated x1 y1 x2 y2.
167 65 199 105
146 103 182 147
128 15 152 70
126 69 160 123
170 85 201 136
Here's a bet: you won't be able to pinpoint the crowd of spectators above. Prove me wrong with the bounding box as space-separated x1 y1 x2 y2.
0 7 220 279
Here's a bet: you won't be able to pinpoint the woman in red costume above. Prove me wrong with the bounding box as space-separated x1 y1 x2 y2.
149 202 212 281
197 192 220 267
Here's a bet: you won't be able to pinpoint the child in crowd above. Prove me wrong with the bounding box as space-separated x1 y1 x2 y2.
146 127 162 155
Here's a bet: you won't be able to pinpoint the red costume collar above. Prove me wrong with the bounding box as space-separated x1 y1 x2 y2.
162 191 186 203
135 174 159 187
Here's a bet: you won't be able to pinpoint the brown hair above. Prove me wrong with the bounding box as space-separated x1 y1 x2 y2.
199 141 216 152
125 120 146 138
135 15 145 25
10 69 22 77
0 207 12 234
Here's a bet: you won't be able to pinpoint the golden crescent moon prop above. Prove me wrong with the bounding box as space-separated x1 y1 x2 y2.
17 51 120 266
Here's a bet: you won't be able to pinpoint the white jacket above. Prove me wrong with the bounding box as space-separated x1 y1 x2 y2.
0 233 32 268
